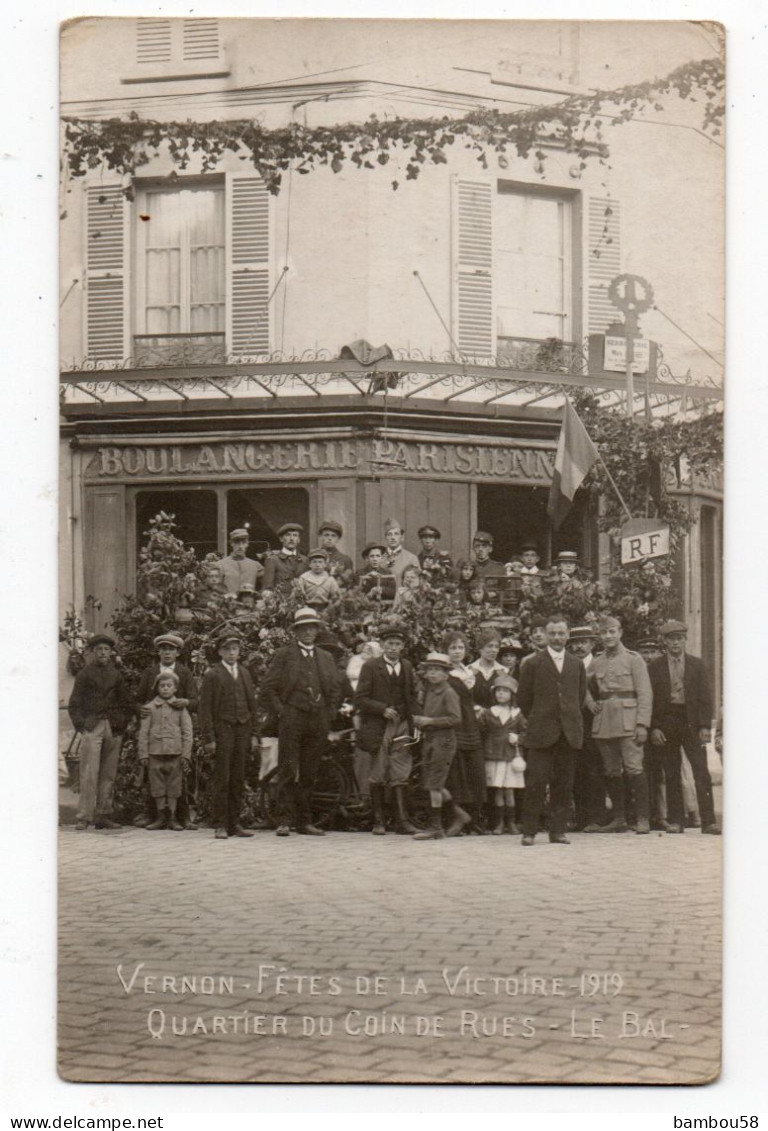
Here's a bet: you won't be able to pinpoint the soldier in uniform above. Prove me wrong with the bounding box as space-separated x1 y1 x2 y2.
585 615 653 834
218 528 264 595
317 519 355 583
470 531 507 582
417 525 453 583
382 518 420 586
261 523 309 593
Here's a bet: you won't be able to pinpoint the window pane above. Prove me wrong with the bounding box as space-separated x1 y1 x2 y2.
135 489 218 563
496 190 571 340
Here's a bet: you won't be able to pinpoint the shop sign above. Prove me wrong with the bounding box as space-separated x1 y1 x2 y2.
620 518 670 565
604 336 650 374
84 438 556 485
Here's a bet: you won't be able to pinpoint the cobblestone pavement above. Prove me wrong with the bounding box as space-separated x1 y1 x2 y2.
58 822 721 1085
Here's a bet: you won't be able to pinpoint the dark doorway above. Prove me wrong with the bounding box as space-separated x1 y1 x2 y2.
476 484 591 567
226 487 311 557
135 488 218 562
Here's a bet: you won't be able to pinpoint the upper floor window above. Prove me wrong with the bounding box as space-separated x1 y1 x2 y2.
84 175 270 365
495 187 573 343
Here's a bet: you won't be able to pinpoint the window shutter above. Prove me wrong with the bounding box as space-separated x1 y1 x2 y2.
452 177 494 357
587 197 621 332
226 174 270 356
183 19 219 61
136 19 172 64
85 185 128 362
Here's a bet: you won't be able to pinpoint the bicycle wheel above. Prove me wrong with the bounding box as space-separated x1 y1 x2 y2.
310 757 347 829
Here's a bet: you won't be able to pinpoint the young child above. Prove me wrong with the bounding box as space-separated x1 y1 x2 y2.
137 671 193 831
297 548 341 609
478 673 526 835
393 563 426 611
412 653 467 840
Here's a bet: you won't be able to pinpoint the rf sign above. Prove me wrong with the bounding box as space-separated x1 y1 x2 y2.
620 519 670 566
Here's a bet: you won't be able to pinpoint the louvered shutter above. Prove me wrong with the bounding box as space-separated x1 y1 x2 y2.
85 185 128 362
587 197 621 332
226 174 270 356
452 177 494 357
183 19 219 60
136 19 172 64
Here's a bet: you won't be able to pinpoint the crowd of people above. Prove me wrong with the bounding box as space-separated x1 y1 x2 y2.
66 517 721 844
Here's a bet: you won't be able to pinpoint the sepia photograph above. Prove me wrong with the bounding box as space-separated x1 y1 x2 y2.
55 16 724 1086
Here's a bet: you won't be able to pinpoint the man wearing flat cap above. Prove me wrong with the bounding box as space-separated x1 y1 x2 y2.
68 635 132 831
219 528 264 595
199 629 258 840
470 531 506 581
262 607 342 836
647 620 720 835
317 520 354 583
134 633 199 830
262 523 309 593
417 525 453 583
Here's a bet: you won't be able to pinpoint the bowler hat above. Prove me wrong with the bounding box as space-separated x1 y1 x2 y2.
293 607 323 628
277 522 303 537
154 633 184 651
418 525 441 539
87 634 115 649
318 519 343 537
660 619 688 637
419 651 453 670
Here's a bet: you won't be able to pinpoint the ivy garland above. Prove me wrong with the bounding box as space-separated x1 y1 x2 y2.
62 56 723 198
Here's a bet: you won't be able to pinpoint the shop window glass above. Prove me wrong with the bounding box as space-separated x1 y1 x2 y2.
136 489 218 563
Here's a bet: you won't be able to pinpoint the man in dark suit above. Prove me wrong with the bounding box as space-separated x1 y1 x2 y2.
517 614 587 846
134 632 199 830
262 607 341 837
261 523 309 593
199 629 258 840
648 620 720 835
354 623 420 835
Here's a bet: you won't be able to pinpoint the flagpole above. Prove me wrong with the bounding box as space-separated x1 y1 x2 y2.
597 455 633 523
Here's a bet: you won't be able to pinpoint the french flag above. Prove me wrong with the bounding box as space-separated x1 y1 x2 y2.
547 399 600 529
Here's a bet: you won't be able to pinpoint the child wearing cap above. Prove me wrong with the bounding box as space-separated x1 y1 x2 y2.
477 674 526 835
297 548 341 609
411 654 466 840
357 544 397 601
137 671 194 831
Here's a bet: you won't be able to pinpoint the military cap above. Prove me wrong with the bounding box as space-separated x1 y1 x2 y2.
217 628 244 647
318 519 343 537
153 633 184 651
660 619 688 637
361 541 387 558
379 622 407 641
418 525 441 539
229 528 250 541
472 530 494 545
383 516 403 533
87 634 115 649
598 615 622 631
277 522 303 537
307 547 329 562
569 625 598 642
